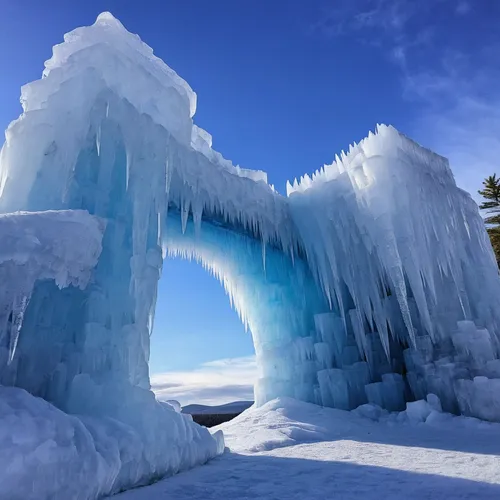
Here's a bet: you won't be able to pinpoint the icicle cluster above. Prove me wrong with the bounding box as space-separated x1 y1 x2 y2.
288 124 500 352
287 124 500 418
1 11 500 499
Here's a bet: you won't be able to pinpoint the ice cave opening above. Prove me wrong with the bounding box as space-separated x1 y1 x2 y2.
1 11 500 499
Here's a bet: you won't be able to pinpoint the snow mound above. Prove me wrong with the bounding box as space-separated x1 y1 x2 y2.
216 397 364 453
0 385 224 500
0 385 108 500
218 397 500 455
122 397 500 500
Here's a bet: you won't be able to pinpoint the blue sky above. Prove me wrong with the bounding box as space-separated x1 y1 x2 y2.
1 1 499 405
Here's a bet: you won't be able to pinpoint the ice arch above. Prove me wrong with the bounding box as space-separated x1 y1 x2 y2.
164 211 329 405
1 12 500 498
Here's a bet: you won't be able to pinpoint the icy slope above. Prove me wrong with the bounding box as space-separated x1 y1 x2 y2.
118 397 500 500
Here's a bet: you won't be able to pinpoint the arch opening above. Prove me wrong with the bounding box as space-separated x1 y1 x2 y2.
149 254 256 408
163 209 331 407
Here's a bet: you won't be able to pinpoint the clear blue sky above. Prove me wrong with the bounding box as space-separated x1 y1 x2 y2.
1 1 498 403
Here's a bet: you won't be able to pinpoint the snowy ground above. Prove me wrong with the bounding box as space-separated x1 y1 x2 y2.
116 397 500 499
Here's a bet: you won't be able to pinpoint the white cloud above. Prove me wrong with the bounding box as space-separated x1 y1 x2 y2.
151 355 257 407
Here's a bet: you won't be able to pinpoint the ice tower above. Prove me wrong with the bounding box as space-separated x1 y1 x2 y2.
1 12 500 499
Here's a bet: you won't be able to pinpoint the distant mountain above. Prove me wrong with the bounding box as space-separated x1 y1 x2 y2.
182 401 253 415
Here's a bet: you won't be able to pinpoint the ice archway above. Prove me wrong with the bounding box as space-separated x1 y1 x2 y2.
1 12 500 498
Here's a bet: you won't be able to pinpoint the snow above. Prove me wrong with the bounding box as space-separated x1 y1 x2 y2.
0 385 107 500
1 10 500 499
0 385 224 500
116 397 500 499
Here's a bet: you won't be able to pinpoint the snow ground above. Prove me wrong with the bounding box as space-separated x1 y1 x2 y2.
116 397 500 499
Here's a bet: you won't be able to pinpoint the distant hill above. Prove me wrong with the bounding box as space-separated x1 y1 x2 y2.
182 401 253 415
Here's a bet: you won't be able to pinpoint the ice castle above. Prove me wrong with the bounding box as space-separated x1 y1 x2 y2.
1 12 500 499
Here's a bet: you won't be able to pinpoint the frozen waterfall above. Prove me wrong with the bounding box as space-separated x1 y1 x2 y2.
0 11 500 499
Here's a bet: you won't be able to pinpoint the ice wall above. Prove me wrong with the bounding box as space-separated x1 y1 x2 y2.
0 13 228 498
287 125 500 417
1 10 500 499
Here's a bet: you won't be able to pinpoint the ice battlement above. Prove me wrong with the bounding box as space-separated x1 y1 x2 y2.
287 124 455 195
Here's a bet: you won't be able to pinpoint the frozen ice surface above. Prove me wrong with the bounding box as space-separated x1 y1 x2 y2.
0 210 103 286
0 210 104 371
1 10 500 499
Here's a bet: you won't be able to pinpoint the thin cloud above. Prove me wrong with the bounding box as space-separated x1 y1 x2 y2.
151 355 257 407
416 93 500 201
456 1 471 15
312 0 426 45
311 0 499 199
406 39 500 199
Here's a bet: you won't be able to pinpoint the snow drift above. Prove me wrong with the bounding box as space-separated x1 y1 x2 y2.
0 11 500 499
118 397 500 500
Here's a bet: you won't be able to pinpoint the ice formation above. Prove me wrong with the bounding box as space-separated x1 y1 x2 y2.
0 210 104 370
1 11 500 499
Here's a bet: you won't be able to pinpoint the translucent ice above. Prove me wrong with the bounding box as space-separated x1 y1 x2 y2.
1 11 500 499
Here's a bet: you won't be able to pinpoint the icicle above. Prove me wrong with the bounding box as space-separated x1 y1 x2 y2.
261 239 266 273
125 148 131 191
180 198 190 234
96 124 101 156
192 201 203 238
8 294 30 363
